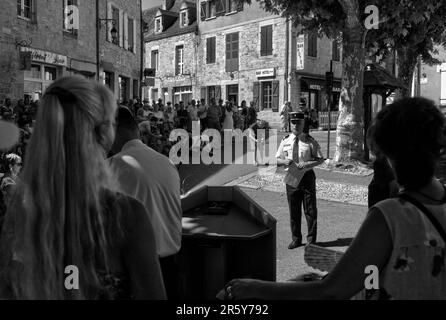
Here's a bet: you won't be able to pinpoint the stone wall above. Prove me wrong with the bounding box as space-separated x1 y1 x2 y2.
0 0 142 102
146 31 199 102
198 17 287 107
99 0 142 100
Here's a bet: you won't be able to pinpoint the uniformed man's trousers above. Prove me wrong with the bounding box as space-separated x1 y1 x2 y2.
286 169 317 244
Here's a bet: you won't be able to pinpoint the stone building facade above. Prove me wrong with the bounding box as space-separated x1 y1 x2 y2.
0 0 142 103
99 0 143 102
143 0 343 118
143 0 199 104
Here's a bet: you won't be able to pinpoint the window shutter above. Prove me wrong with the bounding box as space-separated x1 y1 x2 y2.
207 37 215 64
206 38 211 63
267 25 273 55
216 0 225 15
175 47 180 75
200 2 206 20
215 86 221 101
133 18 137 53
236 0 243 11
151 51 156 69
201 87 207 103
107 2 113 42
253 82 260 109
272 81 280 112
260 26 267 56
211 37 216 63
123 13 128 50
308 33 317 57
119 9 124 47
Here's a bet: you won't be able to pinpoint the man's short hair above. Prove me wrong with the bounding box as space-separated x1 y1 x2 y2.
116 107 138 132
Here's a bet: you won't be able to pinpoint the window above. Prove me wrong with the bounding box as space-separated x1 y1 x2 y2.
332 39 340 61
227 84 238 106
226 0 234 13
112 6 120 45
207 86 216 103
44 66 57 81
207 0 216 18
155 17 162 33
215 0 226 16
128 18 134 51
201 0 242 20
119 76 129 102
175 45 184 75
25 64 41 79
308 32 318 57
180 11 188 27
104 71 114 91
206 37 216 64
151 50 159 70
17 0 33 20
260 25 273 56
173 86 192 105
226 32 239 72
63 0 78 36
151 88 158 102
133 79 139 99
261 82 272 109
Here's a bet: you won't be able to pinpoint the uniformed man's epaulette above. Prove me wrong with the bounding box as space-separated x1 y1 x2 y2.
282 134 290 140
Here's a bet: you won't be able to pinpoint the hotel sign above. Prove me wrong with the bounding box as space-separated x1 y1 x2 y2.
20 47 68 67
256 68 275 78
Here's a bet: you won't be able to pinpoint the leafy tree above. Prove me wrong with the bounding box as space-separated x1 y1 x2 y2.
368 1 446 98
237 0 372 162
237 0 446 162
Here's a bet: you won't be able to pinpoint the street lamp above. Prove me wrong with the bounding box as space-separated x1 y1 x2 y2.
96 15 117 81
98 19 118 44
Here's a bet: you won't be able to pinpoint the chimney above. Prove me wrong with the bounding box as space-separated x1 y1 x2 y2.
163 0 176 10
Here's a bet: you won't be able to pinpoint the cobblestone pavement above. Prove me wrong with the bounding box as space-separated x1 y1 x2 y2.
227 165 370 206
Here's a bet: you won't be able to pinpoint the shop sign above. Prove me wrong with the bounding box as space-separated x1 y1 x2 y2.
296 35 305 70
20 47 68 67
256 68 275 78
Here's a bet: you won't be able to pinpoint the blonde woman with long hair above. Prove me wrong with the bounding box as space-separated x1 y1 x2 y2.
0 76 166 300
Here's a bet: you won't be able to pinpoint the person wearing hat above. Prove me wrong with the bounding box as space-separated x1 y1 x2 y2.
275 112 325 249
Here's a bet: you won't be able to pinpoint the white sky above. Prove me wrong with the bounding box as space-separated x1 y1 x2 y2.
142 0 163 10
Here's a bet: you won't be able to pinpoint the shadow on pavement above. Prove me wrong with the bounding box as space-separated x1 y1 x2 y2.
315 237 353 248
178 132 283 193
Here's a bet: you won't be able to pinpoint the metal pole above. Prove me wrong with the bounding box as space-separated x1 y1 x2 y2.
327 60 333 159
96 0 100 81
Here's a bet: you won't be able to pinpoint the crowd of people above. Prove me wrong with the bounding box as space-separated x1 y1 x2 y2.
0 75 445 300
118 97 262 157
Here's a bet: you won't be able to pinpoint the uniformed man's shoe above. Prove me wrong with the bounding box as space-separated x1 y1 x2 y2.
288 240 303 249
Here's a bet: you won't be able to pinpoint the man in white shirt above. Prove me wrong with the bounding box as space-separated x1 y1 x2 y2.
109 107 182 299
276 112 324 249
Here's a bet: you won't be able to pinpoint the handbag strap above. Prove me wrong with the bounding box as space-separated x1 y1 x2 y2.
398 193 446 244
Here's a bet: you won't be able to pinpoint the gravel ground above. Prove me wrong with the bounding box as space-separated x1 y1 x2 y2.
236 168 368 206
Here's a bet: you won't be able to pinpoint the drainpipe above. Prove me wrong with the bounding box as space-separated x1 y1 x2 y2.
284 18 290 103
96 0 100 81
140 0 144 99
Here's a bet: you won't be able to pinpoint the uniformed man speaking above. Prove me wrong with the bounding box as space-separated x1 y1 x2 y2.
276 112 325 249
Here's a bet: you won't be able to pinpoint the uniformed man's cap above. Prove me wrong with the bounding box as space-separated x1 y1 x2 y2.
289 112 305 122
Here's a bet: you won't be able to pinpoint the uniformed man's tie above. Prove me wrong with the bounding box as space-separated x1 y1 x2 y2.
293 136 299 163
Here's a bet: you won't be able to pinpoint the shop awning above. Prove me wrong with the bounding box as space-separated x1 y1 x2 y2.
364 63 407 91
